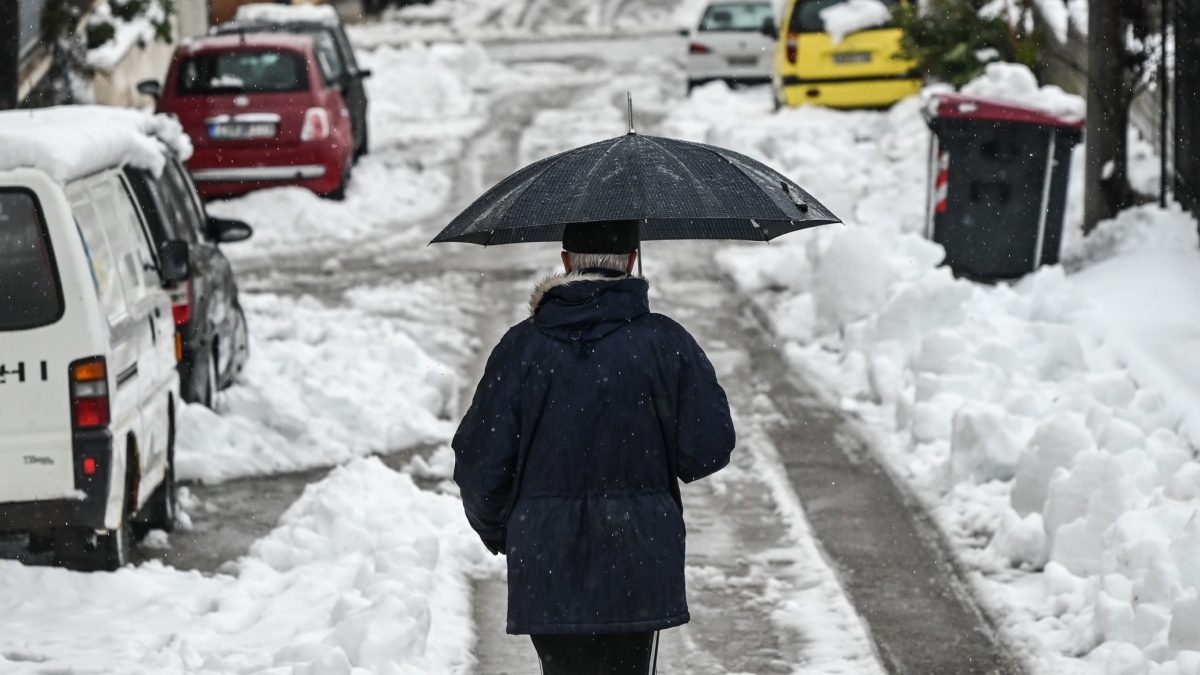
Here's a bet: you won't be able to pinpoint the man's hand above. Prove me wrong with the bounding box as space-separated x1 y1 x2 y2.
482 538 506 556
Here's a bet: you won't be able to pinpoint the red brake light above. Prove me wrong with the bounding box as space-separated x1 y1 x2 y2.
83 457 97 476
689 42 711 54
70 356 110 429
74 398 110 428
786 34 798 63
301 107 331 141
171 279 193 326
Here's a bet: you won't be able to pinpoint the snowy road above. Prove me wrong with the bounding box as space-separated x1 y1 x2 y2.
0 26 1025 675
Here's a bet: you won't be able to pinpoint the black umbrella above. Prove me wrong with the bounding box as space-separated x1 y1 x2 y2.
431 97 840 247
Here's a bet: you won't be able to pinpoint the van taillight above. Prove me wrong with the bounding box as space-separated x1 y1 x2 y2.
171 279 193 325
70 357 109 429
689 43 711 54
301 107 331 141
786 34 799 63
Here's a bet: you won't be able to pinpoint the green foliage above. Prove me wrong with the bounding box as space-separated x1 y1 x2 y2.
86 21 117 49
63 0 177 53
892 0 1041 88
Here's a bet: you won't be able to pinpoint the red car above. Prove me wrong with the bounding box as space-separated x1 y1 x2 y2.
146 33 354 200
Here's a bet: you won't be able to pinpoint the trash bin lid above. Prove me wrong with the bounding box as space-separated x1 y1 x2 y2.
925 93 1085 129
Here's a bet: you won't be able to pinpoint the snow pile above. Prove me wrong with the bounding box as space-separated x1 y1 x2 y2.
819 0 894 44
675 70 1200 673
367 0 678 41
959 61 1086 122
0 106 191 182
358 42 491 148
235 3 340 25
0 458 498 673
176 294 458 484
206 158 451 260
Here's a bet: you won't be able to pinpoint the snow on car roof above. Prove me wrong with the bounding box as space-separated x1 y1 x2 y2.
234 3 340 26
183 32 316 53
0 105 193 183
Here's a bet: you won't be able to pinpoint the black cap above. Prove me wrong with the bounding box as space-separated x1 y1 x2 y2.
562 220 640 254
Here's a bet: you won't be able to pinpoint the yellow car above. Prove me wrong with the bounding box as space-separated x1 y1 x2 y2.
773 0 922 108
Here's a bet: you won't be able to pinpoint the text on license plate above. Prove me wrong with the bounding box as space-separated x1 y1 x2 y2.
832 52 873 64
726 56 758 67
209 123 277 140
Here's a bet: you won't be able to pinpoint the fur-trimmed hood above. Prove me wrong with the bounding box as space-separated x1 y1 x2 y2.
529 268 650 351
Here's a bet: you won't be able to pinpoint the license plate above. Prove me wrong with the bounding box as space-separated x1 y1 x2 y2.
726 56 758 67
208 122 277 140
833 51 873 65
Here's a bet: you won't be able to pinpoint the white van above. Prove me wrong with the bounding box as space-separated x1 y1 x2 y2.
0 107 191 571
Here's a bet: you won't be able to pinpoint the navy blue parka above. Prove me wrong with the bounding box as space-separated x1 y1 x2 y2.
452 268 736 635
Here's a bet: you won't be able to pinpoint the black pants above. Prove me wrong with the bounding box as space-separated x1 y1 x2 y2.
530 631 659 675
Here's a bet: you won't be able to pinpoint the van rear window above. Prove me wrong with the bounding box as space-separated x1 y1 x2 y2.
0 190 63 331
788 0 898 33
177 50 309 95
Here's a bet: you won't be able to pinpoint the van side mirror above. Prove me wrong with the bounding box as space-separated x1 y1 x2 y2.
137 79 162 100
678 28 690 37
357 68 373 78
159 240 190 282
207 215 253 243
761 17 778 39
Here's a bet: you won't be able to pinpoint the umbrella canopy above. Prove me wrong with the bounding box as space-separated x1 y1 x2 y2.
430 132 840 246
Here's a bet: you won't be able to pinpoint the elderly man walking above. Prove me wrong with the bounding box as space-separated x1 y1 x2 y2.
453 220 736 675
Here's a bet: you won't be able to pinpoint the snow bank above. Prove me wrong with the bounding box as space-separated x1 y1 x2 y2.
366 0 679 41
176 294 459 484
819 0 893 45
678 69 1200 673
0 106 191 182
0 457 498 673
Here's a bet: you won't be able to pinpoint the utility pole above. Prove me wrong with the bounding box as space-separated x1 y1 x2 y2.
1160 0 1170 208
1083 0 1133 232
0 0 19 109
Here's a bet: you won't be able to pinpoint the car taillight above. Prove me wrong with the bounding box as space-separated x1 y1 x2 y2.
170 279 192 326
786 34 799 63
689 42 711 54
70 357 109 429
301 107 331 141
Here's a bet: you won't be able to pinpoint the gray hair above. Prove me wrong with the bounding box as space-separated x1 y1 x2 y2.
566 252 634 273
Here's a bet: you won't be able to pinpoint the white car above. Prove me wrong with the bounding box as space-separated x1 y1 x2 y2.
0 107 188 571
684 1 777 92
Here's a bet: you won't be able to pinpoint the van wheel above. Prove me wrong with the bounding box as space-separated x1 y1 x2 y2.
136 406 176 535
53 524 131 572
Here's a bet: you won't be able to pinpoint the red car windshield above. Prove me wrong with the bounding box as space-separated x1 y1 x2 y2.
176 50 309 95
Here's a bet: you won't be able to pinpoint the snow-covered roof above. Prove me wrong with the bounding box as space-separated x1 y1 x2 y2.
234 3 341 26
0 106 193 183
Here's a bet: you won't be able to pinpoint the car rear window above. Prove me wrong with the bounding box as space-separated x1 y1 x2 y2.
788 0 897 33
699 3 775 31
176 50 309 95
0 189 64 331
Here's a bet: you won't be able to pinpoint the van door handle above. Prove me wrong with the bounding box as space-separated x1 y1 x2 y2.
148 315 157 345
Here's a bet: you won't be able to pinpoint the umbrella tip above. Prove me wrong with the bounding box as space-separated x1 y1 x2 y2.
627 91 635 135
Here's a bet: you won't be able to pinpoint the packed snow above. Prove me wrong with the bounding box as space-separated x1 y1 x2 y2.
175 293 461 484
0 458 499 674
819 0 894 45
0 106 191 181
669 62 1200 674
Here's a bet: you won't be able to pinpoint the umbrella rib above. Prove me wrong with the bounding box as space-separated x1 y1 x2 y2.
640 136 739 218
562 139 634 223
